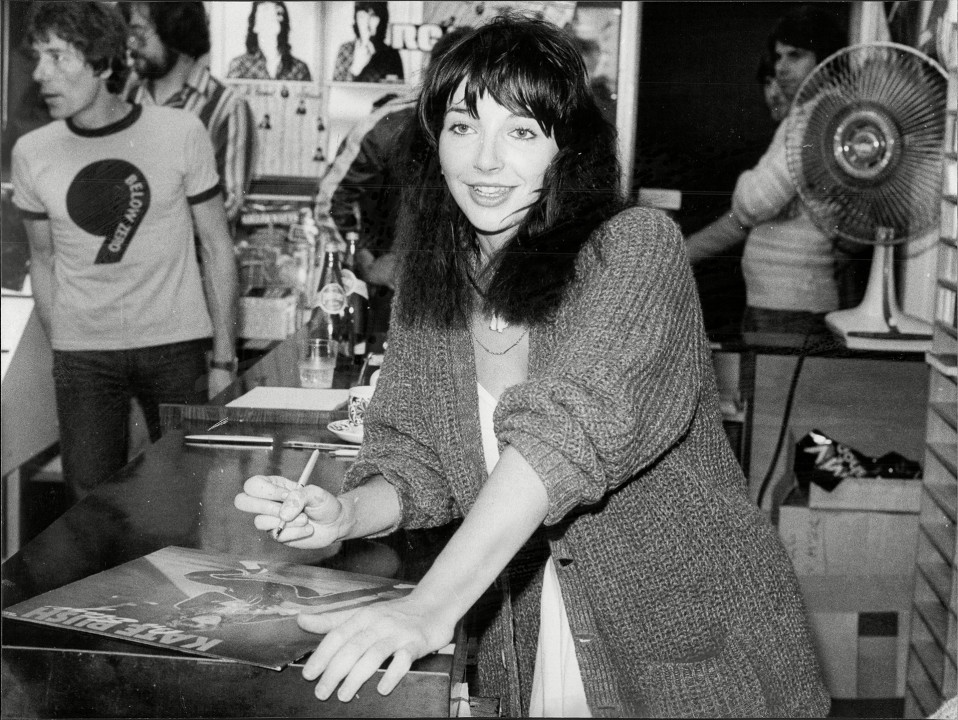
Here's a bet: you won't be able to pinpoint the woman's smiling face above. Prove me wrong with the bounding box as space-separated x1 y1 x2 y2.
438 80 559 250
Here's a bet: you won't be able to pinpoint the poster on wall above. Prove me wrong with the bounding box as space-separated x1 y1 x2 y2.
322 2 426 171
209 1 320 82
209 1 326 179
324 1 426 85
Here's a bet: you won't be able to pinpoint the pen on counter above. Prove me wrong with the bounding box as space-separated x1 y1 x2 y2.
329 448 359 458
282 440 357 451
272 449 321 540
184 434 273 447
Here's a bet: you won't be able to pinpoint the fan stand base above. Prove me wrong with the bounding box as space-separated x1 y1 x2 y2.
826 307 932 352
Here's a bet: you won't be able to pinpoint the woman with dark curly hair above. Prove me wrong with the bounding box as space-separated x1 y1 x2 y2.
227 0 310 81
332 1 403 83
236 15 828 717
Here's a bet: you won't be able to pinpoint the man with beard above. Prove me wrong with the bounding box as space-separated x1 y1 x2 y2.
122 1 256 225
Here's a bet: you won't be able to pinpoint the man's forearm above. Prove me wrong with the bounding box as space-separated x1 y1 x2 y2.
193 200 239 361
203 251 238 361
685 210 748 264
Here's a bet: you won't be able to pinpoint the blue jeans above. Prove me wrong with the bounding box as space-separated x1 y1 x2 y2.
52 339 210 498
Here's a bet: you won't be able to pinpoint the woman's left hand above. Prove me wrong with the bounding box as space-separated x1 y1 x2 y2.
299 591 455 702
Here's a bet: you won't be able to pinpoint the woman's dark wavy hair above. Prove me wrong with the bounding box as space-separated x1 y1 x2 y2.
119 2 211 61
245 1 295 75
394 14 623 329
27 1 130 94
353 2 390 49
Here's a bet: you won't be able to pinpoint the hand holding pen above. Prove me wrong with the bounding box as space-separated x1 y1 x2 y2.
271 449 321 539
234 457 349 549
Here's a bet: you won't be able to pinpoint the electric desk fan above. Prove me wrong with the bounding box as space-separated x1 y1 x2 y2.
785 42 948 351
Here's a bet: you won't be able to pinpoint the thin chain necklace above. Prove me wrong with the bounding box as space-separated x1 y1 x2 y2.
470 324 528 355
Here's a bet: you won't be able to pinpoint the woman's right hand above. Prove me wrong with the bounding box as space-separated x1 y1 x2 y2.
234 476 351 549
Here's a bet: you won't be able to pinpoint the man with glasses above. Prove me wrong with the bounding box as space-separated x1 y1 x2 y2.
121 1 256 226
11 1 238 502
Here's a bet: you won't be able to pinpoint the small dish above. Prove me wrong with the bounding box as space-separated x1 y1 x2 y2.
327 419 363 444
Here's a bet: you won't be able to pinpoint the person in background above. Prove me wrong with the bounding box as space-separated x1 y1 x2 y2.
317 27 470 337
12 1 238 501
122 1 256 226
685 4 847 336
757 52 790 123
228 0 311 82
236 15 828 717
333 1 404 83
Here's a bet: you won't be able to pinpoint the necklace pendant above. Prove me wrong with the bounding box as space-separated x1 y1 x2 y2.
490 313 509 333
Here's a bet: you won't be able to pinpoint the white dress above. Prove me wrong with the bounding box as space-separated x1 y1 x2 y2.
477 383 591 718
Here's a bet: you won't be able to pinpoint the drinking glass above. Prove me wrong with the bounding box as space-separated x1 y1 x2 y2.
299 339 338 388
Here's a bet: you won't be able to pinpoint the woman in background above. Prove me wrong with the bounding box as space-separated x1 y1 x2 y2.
236 15 829 717
333 1 404 83
228 0 311 81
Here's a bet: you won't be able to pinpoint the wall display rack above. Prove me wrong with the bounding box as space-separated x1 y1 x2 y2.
903 2 958 716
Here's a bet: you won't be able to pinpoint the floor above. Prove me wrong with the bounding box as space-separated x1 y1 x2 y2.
830 698 906 718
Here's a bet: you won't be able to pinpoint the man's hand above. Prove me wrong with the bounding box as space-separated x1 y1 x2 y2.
207 367 235 399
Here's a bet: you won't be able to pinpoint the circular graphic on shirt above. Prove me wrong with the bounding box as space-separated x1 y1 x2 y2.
66 159 151 264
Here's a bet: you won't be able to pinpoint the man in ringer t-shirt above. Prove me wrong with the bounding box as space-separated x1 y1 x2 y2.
11 1 238 501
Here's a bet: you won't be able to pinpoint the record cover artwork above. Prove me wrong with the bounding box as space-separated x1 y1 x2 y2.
3 546 414 670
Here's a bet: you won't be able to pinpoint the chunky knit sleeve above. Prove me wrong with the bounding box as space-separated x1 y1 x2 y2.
730 119 796 227
341 317 460 530
496 207 706 524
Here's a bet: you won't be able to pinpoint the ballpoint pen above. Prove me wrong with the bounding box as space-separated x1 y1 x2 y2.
272 449 321 540
283 440 357 451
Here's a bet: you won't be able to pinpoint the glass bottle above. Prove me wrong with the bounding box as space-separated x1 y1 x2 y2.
340 231 370 363
309 241 348 353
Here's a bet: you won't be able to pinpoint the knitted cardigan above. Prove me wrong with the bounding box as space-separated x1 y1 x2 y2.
343 207 830 718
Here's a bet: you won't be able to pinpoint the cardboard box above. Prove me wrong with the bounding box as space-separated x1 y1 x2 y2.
808 477 922 513
777 484 920 699
778 503 919 577
239 289 299 341
799 575 913 699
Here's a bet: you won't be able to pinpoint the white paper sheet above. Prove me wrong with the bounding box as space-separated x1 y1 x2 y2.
226 387 349 411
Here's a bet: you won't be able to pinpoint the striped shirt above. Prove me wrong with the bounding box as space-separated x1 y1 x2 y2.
128 60 256 222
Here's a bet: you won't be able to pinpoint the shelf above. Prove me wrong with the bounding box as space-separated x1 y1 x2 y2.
931 401 958 431
917 562 956 613
905 680 937 719
920 522 957 567
910 637 946 695
937 320 958 340
926 352 958 377
928 442 958 479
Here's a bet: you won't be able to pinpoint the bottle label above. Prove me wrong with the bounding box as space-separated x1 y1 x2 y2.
314 283 347 314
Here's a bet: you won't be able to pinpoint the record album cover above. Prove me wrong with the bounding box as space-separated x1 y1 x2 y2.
3 546 415 670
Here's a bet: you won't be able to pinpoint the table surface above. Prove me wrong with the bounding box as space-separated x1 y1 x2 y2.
1 329 462 718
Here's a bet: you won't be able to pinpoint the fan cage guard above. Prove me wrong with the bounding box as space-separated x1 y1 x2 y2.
786 42 948 247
